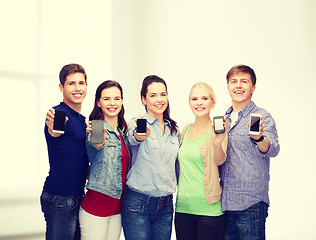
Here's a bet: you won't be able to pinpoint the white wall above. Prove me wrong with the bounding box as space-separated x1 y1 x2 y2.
111 1 316 239
0 0 315 239
0 0 113 237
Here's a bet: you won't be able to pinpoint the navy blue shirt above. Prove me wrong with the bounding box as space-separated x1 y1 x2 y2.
43 102 89 196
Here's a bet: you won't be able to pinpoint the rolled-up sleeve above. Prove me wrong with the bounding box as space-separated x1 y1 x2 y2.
256 113 280 158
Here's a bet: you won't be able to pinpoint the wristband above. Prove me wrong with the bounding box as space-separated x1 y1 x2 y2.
250 136 264 144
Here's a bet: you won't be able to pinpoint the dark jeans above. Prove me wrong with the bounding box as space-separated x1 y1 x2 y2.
121 188 174 240
175 212 226 240
40 191 82 240
224 201 269 240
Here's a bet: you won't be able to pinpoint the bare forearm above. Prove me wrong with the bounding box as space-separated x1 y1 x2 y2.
213 143 226 162
257 138 270 153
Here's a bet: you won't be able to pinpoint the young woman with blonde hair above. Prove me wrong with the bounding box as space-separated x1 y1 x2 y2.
175 82 227 240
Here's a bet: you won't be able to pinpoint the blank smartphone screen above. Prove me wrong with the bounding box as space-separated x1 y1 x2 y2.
136 119 147 134
250 116 260 132
91 120 104 144
214 118 224 131
53 110 66 132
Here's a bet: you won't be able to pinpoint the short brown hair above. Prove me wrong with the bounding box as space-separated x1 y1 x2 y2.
226 64 256 86
59 63 87 86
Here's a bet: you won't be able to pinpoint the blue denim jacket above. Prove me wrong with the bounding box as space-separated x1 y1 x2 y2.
85 120 131 199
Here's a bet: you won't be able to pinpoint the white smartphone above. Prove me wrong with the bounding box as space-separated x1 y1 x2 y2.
90 120 104 144
213 116 225 134
249 113 261 135
52 110 66 134
136 118 147 135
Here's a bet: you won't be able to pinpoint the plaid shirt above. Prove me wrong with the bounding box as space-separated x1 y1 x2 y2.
220 101 280 211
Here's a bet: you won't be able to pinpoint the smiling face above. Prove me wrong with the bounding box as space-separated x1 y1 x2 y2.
97 86 123 120
227 72 255 111
189 85 215 118
59 72 87 112
142 82 168 119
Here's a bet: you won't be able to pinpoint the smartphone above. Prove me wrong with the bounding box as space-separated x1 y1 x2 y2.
91 120 104 144
213 116 225 134
52 110 66 134
136 118 147 135
249 113 261 135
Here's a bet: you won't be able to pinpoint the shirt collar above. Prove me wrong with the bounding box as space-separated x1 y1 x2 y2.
100 119 125 136
60 102 85 119
226 101 256 118
103 119 115 132
144 113 171 127
144 113 156 124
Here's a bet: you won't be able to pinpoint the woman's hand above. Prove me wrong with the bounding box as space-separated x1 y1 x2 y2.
212 118 227 146
133 118 151 142
87 121 108 147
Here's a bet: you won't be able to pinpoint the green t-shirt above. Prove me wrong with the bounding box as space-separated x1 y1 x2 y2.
175 126 223 216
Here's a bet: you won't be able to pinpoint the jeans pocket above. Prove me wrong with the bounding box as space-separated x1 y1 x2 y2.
124 197 146 215
40 193 50 214
167 197 174 213
52 195 79 211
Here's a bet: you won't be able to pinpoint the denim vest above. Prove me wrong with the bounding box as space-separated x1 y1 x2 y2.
85 120 131 199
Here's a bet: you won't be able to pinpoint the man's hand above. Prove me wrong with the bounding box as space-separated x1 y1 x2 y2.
46 108 68 137
248 116 270 153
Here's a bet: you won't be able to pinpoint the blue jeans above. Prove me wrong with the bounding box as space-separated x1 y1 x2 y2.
40 191 83 240
224 201 269 240
121 188 174 240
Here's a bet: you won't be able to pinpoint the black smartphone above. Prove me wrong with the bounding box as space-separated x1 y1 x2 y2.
136 118 147 135
53 110 66 134
213 116 225 134
249 113 261 135
90 120 104 144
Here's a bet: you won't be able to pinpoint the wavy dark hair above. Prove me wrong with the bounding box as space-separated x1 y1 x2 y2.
141 75 178 136
89 80 127 134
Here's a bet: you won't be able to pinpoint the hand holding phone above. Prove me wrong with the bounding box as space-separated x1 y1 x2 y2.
134 118 151 142
213 116 225 134
249 113 261 135
52 110 66 134
90 120 105 144
136 118 147 136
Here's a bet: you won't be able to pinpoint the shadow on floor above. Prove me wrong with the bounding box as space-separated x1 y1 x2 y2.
0 233 45 240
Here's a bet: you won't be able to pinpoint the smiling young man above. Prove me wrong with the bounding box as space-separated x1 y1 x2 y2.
40 64 89 240
220 65 280 240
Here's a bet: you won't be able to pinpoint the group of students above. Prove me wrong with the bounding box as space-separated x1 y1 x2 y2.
40 63 280 240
